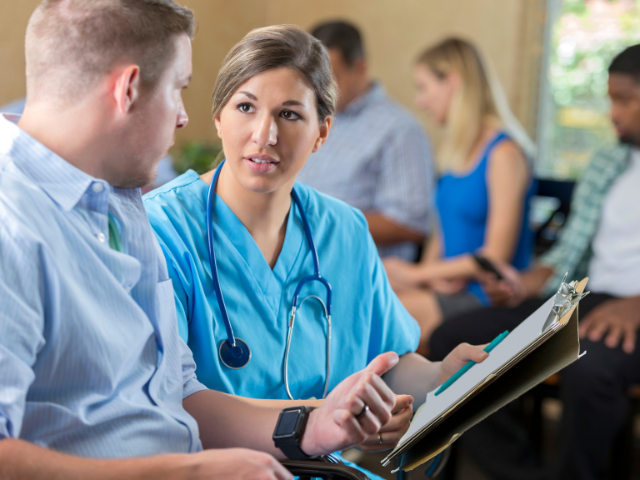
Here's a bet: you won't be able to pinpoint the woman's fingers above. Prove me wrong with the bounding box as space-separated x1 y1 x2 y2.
380 404 413 433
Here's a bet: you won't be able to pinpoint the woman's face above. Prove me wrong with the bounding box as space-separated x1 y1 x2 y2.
215 67 330 195
413 64 456 126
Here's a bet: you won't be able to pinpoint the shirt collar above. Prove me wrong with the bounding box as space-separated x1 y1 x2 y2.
0 114 102 211
339 82 386 117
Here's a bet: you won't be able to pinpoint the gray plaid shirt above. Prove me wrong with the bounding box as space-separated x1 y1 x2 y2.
298 83 434 261
539 144 632 296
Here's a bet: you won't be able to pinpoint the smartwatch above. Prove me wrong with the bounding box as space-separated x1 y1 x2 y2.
272 406 318 460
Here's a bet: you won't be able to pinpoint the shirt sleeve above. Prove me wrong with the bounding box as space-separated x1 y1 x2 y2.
365 231 420 362
537 148 614 294
180 336 207 399
372 118 435 235
0 221 46 440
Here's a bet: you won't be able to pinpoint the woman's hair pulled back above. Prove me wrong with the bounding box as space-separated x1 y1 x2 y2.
212 24 337 123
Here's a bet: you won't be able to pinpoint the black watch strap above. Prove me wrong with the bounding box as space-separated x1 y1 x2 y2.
273 406 318 460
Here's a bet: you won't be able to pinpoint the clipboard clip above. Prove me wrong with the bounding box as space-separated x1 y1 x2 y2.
541 273 590 333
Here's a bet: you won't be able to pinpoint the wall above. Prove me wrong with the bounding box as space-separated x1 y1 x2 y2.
0 0 547 149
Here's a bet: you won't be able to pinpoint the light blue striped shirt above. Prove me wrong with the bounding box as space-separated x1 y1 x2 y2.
0 114 206 458
297 83 435 261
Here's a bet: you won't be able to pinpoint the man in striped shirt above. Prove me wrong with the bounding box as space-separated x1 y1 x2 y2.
299 21 435 262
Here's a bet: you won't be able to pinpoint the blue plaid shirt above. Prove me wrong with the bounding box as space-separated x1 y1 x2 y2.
0 114 206 457
298 83 435 261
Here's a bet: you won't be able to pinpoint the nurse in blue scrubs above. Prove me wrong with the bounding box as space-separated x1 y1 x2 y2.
144 25 487 456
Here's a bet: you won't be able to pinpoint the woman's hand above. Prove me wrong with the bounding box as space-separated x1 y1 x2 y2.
478 261 525 306
354 394 413 452
300 352 410 456
383 257 422 293
435 343 489 388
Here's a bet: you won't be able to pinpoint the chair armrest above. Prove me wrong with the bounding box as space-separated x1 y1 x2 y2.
280 460 370 480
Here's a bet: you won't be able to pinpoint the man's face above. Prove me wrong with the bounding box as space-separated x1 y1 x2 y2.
608 72 640 145
117 34 192 189
327 48 366 111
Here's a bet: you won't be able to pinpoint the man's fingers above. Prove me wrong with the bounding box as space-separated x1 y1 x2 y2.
272 458 294 480
587 317 609 342
623 327 637 354
333 408 365 444
604 324 622 349
364 352 400 377
351 382 389 432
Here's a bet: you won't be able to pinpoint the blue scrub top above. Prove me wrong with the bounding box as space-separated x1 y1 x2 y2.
144 170 419 400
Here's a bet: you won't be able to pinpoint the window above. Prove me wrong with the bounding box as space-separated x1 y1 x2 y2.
536 0 640 179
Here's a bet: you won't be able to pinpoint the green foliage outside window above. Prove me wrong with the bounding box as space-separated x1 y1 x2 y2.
540 0 640 178
172 142 223 176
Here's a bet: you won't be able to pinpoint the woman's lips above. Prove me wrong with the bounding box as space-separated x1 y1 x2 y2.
244 155 278 173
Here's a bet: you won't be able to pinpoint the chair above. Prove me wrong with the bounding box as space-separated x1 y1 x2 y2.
281 459 369 479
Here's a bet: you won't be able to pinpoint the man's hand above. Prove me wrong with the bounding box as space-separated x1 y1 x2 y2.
435 343 489 388
383 257 421 293
579 296 640 354
355 394 413 452
182 449 292 480
300 352 407 456
478 261 525 306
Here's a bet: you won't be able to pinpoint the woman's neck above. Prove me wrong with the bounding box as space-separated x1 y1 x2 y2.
202 165 293 269
463 124 499 170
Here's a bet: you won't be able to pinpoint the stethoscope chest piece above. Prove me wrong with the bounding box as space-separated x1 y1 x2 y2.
219 338 251 369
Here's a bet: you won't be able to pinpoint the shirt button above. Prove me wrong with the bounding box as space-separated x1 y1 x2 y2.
92 183 104 193
96 233 106 243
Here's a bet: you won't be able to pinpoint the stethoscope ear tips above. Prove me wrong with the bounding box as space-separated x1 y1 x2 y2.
219 337 252 369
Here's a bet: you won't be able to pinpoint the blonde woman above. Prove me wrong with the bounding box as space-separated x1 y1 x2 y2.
383 38 536 357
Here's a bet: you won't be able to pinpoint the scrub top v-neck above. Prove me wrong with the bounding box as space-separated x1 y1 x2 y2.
144 169 419 400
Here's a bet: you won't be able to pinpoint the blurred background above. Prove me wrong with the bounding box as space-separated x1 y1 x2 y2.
3 0 635 181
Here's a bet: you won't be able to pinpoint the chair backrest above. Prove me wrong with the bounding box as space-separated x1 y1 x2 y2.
532 178 576 256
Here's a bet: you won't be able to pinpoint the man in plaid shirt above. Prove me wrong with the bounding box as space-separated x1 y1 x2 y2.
429 45 640 480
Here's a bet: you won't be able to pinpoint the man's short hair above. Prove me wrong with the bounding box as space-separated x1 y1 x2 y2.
25 0 195 104
310 21 365 67
609 44 640 82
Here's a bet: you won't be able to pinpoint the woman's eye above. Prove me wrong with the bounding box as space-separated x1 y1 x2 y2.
281 110 301 121
238 103 255 113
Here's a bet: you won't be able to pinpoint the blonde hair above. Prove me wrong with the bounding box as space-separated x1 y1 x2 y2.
212 25 337 122
417 38 535 172
26 0 195 104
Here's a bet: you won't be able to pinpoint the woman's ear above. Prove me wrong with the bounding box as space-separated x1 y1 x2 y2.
214 115 223 140
312 116 332 153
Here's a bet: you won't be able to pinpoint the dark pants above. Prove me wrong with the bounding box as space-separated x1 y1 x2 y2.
429 293 640 480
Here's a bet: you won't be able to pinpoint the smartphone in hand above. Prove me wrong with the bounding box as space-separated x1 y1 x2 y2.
472 255 505 281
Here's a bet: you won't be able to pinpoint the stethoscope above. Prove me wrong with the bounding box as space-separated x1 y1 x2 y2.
206 161 333 400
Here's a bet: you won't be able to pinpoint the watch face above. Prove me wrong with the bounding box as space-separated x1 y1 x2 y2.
274 409 301 438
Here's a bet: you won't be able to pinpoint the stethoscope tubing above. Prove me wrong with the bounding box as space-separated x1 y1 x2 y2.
206 161 332 399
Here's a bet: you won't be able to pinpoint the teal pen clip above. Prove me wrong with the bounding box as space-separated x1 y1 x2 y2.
434 330 509 396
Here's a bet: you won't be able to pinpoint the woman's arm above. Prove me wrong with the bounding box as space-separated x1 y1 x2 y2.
388 141 529 286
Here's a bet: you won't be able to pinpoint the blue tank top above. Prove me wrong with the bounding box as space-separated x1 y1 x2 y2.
435 131 534 304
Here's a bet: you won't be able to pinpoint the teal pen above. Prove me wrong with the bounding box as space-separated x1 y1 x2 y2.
434 330 509 396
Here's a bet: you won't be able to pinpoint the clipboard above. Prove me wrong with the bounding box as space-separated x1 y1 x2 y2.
382 277 589 472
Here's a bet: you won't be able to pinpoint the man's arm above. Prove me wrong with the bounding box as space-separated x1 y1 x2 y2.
369 118 434 248
184 352 400 457
0 438 292 480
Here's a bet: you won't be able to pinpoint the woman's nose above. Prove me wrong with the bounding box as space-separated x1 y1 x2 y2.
252 114 277 147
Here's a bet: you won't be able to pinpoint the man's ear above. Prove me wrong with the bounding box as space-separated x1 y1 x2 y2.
214 115 223 140
312 116 332 153
354 58 368 78
114 65 142 113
